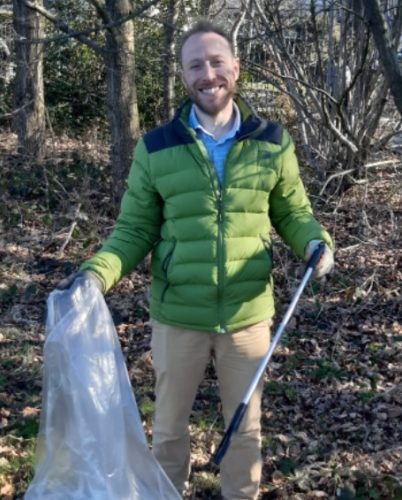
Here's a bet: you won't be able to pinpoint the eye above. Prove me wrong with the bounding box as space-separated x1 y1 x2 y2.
189 63 201 70
212 59 223 67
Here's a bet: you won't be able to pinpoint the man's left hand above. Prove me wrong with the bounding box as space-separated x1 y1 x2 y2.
305 240 334 278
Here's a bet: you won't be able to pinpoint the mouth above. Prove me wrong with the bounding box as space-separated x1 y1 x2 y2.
199 85 224 95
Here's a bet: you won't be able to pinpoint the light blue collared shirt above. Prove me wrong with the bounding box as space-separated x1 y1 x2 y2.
188 103 241 186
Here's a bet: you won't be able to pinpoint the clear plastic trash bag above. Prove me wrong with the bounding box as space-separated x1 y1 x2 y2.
25 278 180 500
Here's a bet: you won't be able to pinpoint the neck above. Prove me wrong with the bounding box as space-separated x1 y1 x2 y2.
194 102 235 140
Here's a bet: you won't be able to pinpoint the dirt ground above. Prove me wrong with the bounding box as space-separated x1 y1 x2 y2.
0 131 401 499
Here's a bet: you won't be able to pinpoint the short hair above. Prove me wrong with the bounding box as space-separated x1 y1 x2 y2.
179 20 234 65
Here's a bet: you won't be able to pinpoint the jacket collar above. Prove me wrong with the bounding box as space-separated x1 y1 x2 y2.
173 94 267 142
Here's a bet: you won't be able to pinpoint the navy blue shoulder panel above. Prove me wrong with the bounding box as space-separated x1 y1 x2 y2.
143 121 194 154
239 114 283 145
253 121 283 145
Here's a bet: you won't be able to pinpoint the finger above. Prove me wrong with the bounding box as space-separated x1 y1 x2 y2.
56 273 77 290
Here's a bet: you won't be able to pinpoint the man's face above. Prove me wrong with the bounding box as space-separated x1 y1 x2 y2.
181 32 240 116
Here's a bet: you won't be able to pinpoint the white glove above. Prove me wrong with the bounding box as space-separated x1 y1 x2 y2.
305 240 334 278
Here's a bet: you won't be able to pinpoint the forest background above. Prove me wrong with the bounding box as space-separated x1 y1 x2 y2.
0 0 401 498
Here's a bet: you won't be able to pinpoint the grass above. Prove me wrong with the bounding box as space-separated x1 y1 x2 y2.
0 436 36 498
0 441 36 476
188 471 221 499
9 419 39 441
138 398 155 419
308 358 348 381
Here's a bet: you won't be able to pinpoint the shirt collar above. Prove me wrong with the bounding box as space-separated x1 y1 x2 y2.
189 102 241 142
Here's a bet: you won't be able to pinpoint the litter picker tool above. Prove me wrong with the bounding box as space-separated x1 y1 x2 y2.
212 242 326 466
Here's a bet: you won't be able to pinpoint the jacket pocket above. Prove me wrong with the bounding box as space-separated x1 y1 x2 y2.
260 235 273 274
161 240 176 303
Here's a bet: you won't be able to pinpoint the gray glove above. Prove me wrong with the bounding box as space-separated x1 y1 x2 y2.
305 240 334 278
56 270 104 292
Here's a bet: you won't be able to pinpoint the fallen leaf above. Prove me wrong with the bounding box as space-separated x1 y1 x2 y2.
22 406 40 417
272 470 285 484
0 479 14 498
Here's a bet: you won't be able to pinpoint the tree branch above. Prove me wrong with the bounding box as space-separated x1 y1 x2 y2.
88 0 111 27
231 8 247 57
23 0 105 55
23 0 160 53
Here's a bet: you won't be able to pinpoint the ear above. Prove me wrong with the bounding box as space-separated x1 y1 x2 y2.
180 68 188 87
233 57 240 81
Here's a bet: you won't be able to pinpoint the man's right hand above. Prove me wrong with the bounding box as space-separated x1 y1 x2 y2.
56 270 104 292
304 240 334 278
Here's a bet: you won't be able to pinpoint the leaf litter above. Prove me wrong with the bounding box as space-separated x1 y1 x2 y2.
0 132 401 498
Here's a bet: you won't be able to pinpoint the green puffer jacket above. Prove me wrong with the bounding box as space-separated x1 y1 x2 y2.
81 96 332 333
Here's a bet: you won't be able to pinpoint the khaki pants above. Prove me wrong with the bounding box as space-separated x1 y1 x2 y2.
151 319 271 500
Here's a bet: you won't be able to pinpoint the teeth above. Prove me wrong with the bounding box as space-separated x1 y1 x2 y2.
201 87 220 94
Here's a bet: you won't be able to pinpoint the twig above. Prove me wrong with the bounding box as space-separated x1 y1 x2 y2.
319 158 400 196
319 168 355 196
339 242 375 252
364 159 401 169
41 164 70 200
58 203 82 257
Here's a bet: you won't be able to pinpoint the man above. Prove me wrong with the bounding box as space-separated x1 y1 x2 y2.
61 20 334 500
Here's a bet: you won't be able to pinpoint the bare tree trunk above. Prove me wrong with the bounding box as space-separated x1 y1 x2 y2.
13 0 45 161
24 0 144 203
105 0 140 203
162 0 179 121
364 0 402 118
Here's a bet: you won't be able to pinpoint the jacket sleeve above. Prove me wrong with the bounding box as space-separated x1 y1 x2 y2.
269 129 333 258
80 139 162 292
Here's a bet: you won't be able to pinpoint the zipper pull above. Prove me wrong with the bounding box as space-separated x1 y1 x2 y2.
217 194 223 223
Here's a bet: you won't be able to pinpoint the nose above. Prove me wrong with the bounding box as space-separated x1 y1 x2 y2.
201 61 216 80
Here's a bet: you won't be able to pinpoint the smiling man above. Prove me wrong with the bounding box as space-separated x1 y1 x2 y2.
180 28 240 130
62 20 334 500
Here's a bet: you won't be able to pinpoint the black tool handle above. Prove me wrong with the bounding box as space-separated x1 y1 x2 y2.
305 241 325 272
212 403 247 465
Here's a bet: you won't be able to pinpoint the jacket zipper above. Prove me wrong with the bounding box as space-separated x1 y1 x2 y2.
200 153 226 333
190 132 228 333
217 190 226 333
